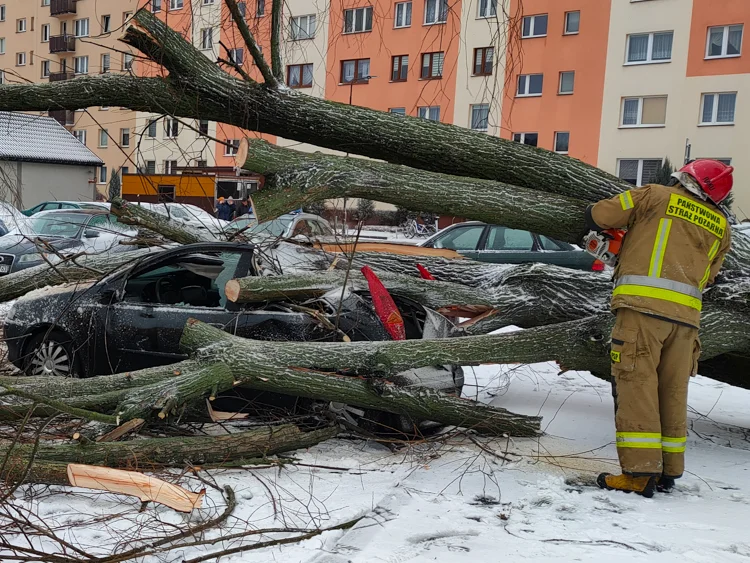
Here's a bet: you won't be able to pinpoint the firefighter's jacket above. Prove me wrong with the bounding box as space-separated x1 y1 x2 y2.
588 183 731 328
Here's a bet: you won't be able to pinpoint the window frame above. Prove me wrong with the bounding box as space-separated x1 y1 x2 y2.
477 0 496 19
394 1 412 28
228 48 244 65
558 71 574 94
286 63 313 88
516 73 543 97
41 24 50 43
16 52 25 66
102 15 111 33
619 96 668 128
521 14 548 38
617 158 664 186
389 107 406 116
201 28 213 50
17 19 26 33
705 24 743 59
512 132 539 147
198 119 209 136
73 130 86 145
41 59 50 78
164 117 179 138
554 131 570 154
290 14 316 40
424 0 448 25
147 120 157 138
417 106 440 121
340 58 371 84
699 92 737 126
343 6 373 34
74 55 88 75
98 129 109 148
470 103 490 131
224 139 240 156
120 128 130 147
420 51 444 80
625 31 674 65
564 11 580 35
391 54 408 82
473 46 494 76
169 0 184 10
101 53 111 73
74 18 89 38
98 166 108 185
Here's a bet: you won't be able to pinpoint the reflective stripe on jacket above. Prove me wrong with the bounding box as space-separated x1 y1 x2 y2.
590 183 732 328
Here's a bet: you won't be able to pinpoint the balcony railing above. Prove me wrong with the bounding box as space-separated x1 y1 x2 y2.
49 71 75 82
49 34 76 53
50 0 76 17
49 109 76 127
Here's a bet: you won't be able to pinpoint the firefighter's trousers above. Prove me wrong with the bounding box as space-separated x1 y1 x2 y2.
610 308 700 478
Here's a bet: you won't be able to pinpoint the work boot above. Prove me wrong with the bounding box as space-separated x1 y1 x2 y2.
597 473 657 498
656 476 676 493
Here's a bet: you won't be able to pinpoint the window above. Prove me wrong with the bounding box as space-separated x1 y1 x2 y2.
41 60 50 77
430 225 484 250
391 55 408 81
0 6 4 22
344 7 373 33
102 15 111 33
121 166 130 175
145 161 157 174
98 129 108 147
199 119 209 135
170 0 184 10
238 2 247 17
42 24 50 42
389 107 406 116
618 159 662 186
421 52 444 79
16 52 26 66
201 28 213 49
74 18 89 38
101 53 110 73
287 63 313 88
225 139 240 155
99 167 108 184
0 71 4 85
473 47 494 76
700 93 736 125
228 48 244 64
706 25 743 59
195 161 207 168
395 2 412 28
123 12 133 23
152 0 162 12
485 226 535 251
559 71 574 94
158 185 176 203
291 15 316 39
517 74 543 96
418 106 440 121
163 160 178 174
554 132 570 154
626 32 673 64
522 14 547 38
121 128 130 147
256 0 265 16
17 19 26 33
123 53 134 71
147 120 157 138
512 132 538 147
74 55 88 74
341 58 370 83
564 11 580 35
73 130 86 145
0 38 4 54
621 96 667 127
424 0 447 25
478 0 496 18
164 117 179 138
470 104 489 131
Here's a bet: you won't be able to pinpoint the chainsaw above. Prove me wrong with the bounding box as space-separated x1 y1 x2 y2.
583 229 626 267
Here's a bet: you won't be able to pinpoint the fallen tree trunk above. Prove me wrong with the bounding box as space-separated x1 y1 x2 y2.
110 198 218 244
0 424 338 485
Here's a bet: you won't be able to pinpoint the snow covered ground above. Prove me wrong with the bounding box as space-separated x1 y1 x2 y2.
6 355 750 562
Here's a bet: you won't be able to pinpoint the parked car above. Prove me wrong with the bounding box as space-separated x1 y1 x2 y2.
5 243 463 432
247 212 334 240
0 209 137 275
420 221 601 271
22 201 110 216
135 202 227 235
225 215 258 235
0 202 30 236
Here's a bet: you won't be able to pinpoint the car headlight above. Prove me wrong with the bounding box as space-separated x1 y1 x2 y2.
18 253 61 264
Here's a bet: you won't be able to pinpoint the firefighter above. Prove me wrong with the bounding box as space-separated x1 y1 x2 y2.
586 159 733 498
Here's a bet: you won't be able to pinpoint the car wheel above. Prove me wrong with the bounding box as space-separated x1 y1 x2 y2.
23 330 80 378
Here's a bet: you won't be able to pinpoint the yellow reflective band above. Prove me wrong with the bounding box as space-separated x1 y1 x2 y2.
662 445 686 453
617 442 663 449
666 193 726 238
648 218 672 278
617 432 661 439
613 284 703 311
620 191 635 210
611 350 621 363
699 239 721 290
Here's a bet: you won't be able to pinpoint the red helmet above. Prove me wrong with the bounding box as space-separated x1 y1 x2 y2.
679 159 734 204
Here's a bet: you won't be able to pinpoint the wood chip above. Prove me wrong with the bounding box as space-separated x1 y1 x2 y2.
206 399 249 422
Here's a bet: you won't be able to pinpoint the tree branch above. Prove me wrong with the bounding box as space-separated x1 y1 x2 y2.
225 0 277 87
270 0 284 83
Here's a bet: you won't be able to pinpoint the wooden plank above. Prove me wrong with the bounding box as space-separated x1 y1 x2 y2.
95 418 145 443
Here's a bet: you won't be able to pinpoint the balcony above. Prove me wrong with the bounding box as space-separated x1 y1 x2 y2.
50 0 76 17
49 71 75 82
49 109 76 127
49 34 76 53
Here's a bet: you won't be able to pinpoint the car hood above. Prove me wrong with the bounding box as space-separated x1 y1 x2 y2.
0 234 81 255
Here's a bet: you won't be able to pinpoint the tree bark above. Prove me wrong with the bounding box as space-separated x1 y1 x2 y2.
110 197 218 244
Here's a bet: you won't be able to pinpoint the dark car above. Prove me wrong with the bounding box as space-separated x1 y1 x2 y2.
0 210 136 275
5 243 463 403
22 201 109 216
420 222 601 271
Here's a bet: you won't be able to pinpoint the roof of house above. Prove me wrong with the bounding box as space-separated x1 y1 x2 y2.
0 112 103 167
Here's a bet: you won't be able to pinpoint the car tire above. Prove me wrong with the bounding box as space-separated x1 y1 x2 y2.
22 330 81 378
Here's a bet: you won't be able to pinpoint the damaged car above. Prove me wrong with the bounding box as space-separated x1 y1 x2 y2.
5 243 464 429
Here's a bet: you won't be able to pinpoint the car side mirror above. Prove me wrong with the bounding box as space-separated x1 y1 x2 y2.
84 229 100 238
